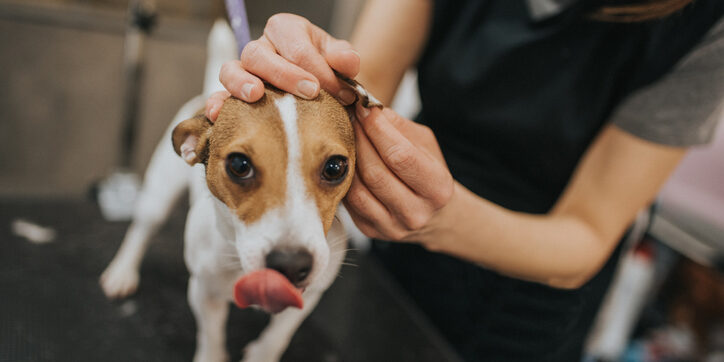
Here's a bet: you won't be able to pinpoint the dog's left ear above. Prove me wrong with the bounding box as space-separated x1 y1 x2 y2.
172 114 212 165
335 72 384 124
335 71 384 109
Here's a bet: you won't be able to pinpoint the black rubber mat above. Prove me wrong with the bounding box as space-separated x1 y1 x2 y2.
0 199 460 362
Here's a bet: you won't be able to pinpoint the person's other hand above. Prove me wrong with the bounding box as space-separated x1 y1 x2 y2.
205 13 361 121
344 105 455 242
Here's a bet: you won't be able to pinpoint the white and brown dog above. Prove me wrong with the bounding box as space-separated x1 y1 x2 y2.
100 20 374 362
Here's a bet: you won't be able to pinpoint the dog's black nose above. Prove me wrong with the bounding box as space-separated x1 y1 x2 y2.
265 248 313 285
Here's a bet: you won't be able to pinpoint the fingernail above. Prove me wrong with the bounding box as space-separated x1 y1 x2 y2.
208 103 220 120
297 80 318 99
346 49 361 59
338 88 356 105
241 83 255 100
356 104 370 120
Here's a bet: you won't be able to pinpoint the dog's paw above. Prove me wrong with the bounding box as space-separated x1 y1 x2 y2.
99 261 139 299
241 340 282 362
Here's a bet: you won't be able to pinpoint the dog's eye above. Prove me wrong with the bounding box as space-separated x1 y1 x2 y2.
321 156 348 183
226 153 255 180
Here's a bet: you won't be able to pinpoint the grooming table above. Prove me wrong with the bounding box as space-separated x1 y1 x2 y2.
0 199 461 362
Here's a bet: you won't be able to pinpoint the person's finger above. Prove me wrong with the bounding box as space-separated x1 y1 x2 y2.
382 110 448 165
354 121 433 230
267 35 353 104
322 38 360 79
240 37 321 100
205 90 231 121
344 173 408 241
344 171 391 225
265 20 358 105
218 61 264 103
356 105 452 204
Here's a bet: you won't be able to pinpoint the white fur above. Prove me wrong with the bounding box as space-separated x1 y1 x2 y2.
273 94 330 282
100 95 204 298
100 20 348 362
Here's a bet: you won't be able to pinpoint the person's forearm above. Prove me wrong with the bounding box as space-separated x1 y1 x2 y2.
417 183 620 289
350 0 432 103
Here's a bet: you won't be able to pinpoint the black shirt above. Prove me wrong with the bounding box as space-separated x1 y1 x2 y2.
374 1 724 361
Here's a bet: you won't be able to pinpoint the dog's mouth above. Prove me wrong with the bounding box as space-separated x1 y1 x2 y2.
233 269 304 313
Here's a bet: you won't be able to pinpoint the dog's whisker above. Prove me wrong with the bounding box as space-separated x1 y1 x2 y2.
329 251 356 259
218 260 239 265
217 260 241 267
330 248 357 255
217 256 240 262
218 258 241 264
218 262 240 268
217 252 240 256
216 257 239 262
220 266 241 271
223 240 237 249
327 235 348 244
218 260 240 265
328 239 351 247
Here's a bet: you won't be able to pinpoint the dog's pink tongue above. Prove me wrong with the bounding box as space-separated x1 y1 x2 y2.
233 269 303 314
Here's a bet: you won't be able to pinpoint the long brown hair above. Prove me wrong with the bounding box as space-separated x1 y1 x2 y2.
592 0 695 22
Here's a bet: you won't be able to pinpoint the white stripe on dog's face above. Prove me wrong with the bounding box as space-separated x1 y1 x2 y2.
203 89 354 285
268 94 329 282
222 94 328 284
276 94 305 211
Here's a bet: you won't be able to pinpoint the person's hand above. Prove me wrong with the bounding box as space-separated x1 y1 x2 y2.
344 105 455 242
205 13 361 121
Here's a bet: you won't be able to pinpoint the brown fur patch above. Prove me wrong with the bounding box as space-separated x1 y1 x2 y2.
205 89 289 225
297 91 355 233
172 86 354 230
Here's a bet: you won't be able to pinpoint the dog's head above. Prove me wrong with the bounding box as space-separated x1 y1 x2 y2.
172 88 355 292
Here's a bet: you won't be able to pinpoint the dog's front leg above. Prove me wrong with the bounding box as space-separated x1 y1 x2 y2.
242 291 323 362
189 275 231 362
100 141 190 299
99 219 154 298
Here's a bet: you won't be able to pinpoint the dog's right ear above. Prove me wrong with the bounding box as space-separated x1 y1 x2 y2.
172 114 212 165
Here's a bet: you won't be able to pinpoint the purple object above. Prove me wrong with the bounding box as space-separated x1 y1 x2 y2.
651 120 724 263
224 0 251 55
659 121 724 235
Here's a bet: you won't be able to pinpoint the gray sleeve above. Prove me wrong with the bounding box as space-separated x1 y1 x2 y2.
610 16 724 147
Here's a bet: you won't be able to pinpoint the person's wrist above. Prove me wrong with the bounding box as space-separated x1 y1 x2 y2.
409 182 465 251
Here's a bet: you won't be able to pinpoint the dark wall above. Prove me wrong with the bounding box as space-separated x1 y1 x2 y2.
0 0 347 197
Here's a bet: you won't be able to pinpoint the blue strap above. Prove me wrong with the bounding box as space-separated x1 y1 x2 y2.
224 0 252 56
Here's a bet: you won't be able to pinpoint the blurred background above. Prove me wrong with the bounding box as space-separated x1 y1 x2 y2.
0 0 722 361
0 0 364 198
